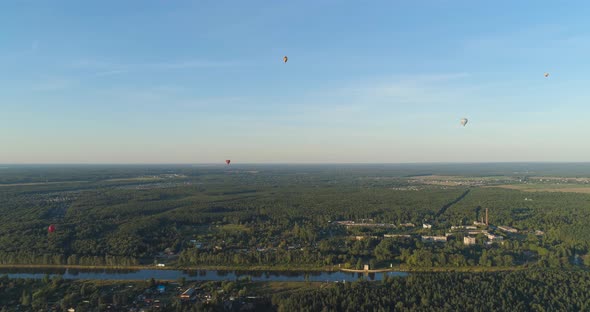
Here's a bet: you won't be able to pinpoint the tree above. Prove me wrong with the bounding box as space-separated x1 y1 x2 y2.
20 290 31 306
374 240 393 261
42 274 50 284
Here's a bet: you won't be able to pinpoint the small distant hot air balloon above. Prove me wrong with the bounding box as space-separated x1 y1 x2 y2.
544 72 549 78
48 224 56 233
225 160 231 165
283 56 288 63
460 118 468 127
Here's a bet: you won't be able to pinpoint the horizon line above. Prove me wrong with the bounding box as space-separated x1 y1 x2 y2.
2 161 590 166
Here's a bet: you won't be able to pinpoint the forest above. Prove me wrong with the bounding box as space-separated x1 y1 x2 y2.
0 164 589 271
1 270 589 311
271 270 590 312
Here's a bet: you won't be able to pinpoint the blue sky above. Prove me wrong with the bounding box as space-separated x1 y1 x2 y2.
2 0 590 163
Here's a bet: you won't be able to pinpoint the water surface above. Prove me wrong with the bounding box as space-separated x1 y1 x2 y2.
0 268 408 282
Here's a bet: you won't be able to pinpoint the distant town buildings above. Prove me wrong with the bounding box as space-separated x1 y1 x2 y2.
451 225 477 230
334 221 396 228
354 235 379 241
181 288 196 300
498 226 518 233
384 234 412 238
464 236 476 246
485 233 503 241
334 216 513 248
421 236 447 243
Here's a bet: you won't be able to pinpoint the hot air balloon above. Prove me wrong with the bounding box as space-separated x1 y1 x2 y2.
283 56 288 63
225 160 231 165
48 224 56 233
460 118 468 127
544 72 549 78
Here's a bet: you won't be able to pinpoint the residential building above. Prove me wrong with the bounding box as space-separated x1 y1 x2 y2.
180 288 196 300
485 233 503 241
498 226 518 233
384 234 412 238
464 236 476 245
421 236 447 243
451 225 477 230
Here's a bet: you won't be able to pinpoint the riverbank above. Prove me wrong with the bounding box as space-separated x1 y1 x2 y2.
0 267 408 282
0 263 528 274
0 264 336 272
339 268 395 273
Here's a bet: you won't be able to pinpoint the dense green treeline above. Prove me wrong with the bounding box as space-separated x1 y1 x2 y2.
5 163 590 184
0 167 461 265
0 270 590 312
272 270 590 312
2 270 588 311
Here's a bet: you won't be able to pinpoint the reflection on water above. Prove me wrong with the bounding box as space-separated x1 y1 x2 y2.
0 268 408 282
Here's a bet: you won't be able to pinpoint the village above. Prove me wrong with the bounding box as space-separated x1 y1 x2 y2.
55 278 266 312
335 208 539 249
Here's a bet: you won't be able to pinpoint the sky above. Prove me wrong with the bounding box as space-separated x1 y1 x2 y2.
2 0 590 163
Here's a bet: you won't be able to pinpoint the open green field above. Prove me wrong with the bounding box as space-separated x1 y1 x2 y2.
492 183 590 193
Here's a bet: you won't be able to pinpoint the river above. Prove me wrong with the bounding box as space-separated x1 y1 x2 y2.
0 268 408 282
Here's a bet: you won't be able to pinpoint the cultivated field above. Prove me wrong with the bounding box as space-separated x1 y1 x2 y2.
491 184 590 194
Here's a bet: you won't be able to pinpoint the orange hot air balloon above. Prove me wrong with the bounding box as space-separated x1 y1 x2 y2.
48 224 56 233
225 160 231 165
283 56 288 63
